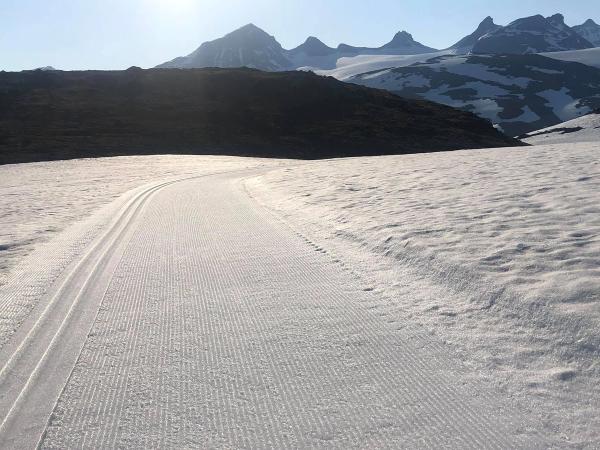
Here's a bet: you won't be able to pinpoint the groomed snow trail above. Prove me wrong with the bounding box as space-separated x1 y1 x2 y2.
4 170 542 448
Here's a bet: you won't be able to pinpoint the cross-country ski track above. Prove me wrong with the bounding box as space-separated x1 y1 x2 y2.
0 168 544 449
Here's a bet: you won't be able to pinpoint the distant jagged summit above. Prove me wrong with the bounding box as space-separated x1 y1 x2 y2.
157 23 294 71
573 19 600 46
448 16 501 53
289 36 336 57
383 31 421 49
158 24 437 70
472 14 594 54
336 30 437 55
156 15 599 72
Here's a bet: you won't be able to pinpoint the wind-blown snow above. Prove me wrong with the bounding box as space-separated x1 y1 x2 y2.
247 143 600 447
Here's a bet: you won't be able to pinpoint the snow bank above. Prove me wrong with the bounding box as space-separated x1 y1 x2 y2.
247 143 600 447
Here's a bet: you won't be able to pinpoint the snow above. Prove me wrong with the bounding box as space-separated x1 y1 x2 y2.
357 72 431 90
538 87 591 122
2 147 600 446
435 59 532 88
542 47 600 69
522 113 600 144
317 51 452 81
461 81 510 97
0 156 273 288
422 87 504 123
246 143 600 447
525 65 563 74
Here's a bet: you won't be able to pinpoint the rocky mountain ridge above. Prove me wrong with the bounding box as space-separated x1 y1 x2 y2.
157 13 599 71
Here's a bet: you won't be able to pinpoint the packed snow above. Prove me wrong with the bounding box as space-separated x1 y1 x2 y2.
0 156 273 288
521 112 600 144
2 147 600 446
247 143 600 448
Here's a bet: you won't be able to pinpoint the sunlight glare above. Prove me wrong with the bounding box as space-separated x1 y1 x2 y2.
146 0 198 16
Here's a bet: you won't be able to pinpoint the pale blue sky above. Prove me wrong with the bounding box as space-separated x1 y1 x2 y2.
2 0 599 71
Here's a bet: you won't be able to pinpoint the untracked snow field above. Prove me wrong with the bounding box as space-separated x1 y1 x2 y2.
247 142 600 448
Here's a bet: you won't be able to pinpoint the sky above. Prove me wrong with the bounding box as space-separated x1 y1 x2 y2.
2 0 599 71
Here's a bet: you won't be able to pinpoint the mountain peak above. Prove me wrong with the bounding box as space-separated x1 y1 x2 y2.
547 13 566 27
388 30 414 44
288 36 336 57
474 13 594 54
549 13 565 23
228 23 269 36
378 30 436 53
305 36 326 46
475 16 498 33
511 14 547 28
157 23 293 71
573 18 600 46
448 16 500 52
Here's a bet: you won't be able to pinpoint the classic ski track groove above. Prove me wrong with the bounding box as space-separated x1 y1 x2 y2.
37 170 544 449
0 172 232 450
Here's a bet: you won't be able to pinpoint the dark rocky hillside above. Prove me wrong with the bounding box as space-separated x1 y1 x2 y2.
0 68 521 165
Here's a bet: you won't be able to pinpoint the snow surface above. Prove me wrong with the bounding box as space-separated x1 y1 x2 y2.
2 148 600 446
0 156 273 288
542 47 600 69
247 143 600 448
522 113 600 145
34 169 543 449
429 57 532 88
538 88 591 122
315 51 452 81
344 54 534 89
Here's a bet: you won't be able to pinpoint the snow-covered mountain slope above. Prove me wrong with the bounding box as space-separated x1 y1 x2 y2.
472 14 594 55
446 16 501 54
315 51 452 80
542 47 600 68
347 53 600 135
573 19 600 47
519 111 600 144
156 24 293 71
